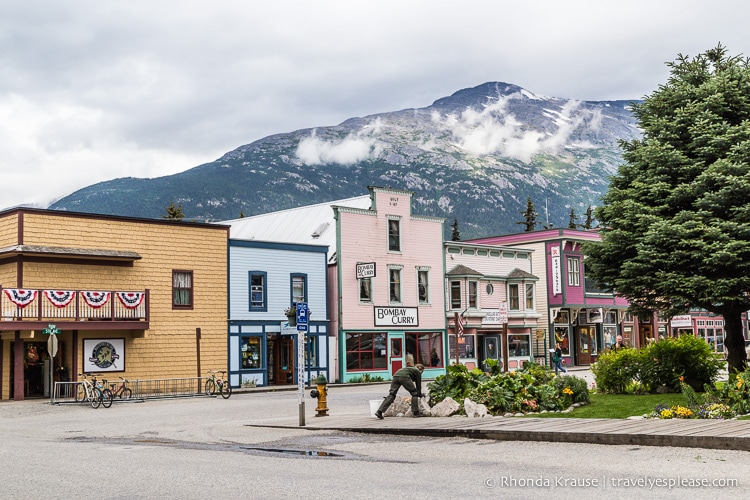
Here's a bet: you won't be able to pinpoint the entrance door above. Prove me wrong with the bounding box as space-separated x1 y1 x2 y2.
576 326 594 365
482 335 501 371
390 336 404 376
271 337 295 385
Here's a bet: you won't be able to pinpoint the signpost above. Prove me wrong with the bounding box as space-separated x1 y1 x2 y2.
43 324 61 403
296 302 309 426
498 303 509 372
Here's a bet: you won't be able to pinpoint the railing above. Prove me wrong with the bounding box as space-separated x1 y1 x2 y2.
0 287 149 323
52 376 209 404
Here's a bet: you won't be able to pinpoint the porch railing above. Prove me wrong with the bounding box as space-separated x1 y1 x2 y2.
0 287 149 323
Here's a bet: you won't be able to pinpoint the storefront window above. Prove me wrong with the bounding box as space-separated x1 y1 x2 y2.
508 334 530 357
241 336 262 369
346 332 387 371
554 326 570 356
603 325 617 350
406 332 443 368
449 335 475 358
306 336 318 367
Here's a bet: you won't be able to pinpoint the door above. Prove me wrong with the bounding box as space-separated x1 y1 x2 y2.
576 326 594 365
390 336 403 376
482 335 501 371
271 337 295 385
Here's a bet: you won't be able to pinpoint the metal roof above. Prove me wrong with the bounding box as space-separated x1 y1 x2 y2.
220 195 372 264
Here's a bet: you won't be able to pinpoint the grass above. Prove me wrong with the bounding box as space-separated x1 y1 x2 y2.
526 392 689 419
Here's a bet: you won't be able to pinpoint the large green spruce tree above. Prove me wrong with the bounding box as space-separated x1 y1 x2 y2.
585 45 750 374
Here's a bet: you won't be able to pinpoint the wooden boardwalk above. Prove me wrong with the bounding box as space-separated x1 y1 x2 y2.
256 415 750 452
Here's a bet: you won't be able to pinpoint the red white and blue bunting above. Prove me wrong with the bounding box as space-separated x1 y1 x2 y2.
4 288 38 308
44 290 76 308
80 291 111 309
116 291 145 309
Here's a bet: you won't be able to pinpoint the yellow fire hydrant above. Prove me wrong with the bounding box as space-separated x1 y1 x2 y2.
309 374 329 417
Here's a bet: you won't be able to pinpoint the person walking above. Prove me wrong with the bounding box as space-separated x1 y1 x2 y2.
375 362 425 419
552 342 567 375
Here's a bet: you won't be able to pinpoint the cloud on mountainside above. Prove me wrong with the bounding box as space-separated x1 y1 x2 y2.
293 92 604 166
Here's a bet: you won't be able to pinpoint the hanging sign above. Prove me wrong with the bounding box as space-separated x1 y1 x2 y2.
356 262 376 279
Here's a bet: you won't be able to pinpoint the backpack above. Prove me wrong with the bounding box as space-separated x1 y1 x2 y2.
551 352 559 363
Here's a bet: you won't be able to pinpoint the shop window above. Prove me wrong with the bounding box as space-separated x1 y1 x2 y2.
389 268 402 303
449 335 475 358
417 269 430 304
603 325 617 350
450 281 461 309
508 283 520 310
554 326 570 356
406 332 443 367
388 218 400 252
241 336 262 369
468 281 478 308
508 334 530 357
345 332 387 371
567 257 580 286
359 277 373 303
306 336 318 367
172 270 193 309
249 271 267 311
291 274 307 305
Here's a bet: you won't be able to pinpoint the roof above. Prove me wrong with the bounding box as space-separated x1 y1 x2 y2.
221 195 372 264
507 268 538 280
0 245 142 262
446 264 482 276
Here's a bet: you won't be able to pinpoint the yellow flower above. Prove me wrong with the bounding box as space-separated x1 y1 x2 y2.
660 409 673 419
737 379 745 388
679 376 684 382
562 387 574 395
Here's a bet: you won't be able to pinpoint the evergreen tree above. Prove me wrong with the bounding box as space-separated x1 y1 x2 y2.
163 201 185 220
584 45 750 374
582 205 595 229
516 197 538 232
568 208 578 229
450 219 460 241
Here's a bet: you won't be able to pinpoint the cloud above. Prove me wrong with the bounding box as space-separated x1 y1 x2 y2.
295 129 381 165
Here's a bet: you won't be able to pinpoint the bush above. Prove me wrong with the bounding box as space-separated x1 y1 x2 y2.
639 335 723 393
716 369 750 415
591 348 642 394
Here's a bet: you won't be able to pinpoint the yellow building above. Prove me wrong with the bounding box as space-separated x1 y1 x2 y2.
0 208 228 401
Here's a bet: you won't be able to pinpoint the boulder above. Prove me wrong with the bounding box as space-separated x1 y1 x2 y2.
464 398 488 418
430 397 460 417
384 396 432 417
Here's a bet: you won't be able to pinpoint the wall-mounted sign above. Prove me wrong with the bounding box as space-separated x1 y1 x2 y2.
483 310 501 324
83 338 125 373
356 262 376 279
374 306 418 326
551 247 562 296
670 315 693 328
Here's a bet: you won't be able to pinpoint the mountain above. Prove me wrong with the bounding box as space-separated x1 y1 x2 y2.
50 82 640 239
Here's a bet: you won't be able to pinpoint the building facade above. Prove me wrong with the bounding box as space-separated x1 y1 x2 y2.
333 187 446 382
227 239 330 388
0 208 228 401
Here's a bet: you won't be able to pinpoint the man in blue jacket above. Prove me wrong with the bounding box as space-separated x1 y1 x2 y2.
375 362 425 419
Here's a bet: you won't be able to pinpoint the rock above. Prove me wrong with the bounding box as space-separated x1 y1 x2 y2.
464 398 488 418
384 396 432 417
431 397 460 417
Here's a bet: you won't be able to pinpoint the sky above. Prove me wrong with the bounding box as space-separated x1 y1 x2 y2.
2 0 749 210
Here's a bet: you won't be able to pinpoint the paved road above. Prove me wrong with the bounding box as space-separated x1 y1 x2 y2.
2 381 748 499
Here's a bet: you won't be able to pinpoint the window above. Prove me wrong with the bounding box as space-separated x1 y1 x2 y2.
508 283 520 310
449 335 475 358
306 336 318 367
525 283 534 310
450 281 461 309
567 257 580 286
388 218 400 252
241 336 262 369
468 281 478 308
291 274 307 305
346 332 387 371
417 269 429 304
359 277 373 303
389 268 401 303
249 271 267 311
486 283 494 295
405 332 443 367
172 270 193 309
508 334 530 357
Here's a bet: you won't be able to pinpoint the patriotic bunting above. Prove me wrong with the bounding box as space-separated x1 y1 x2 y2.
44 290 76 308
80 291 111 309
116 291 145 309
4 288 38 308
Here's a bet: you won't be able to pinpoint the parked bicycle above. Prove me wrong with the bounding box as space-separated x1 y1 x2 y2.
205 370 232 399
108 376 133 400
75 373 114 408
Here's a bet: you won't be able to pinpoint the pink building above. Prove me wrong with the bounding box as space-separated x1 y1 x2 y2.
332 186 446 381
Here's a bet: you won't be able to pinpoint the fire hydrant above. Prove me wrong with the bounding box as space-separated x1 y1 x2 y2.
309 374 329 417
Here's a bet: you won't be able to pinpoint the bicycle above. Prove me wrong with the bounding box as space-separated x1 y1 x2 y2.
108 376 133 400
75 374 114 408
205 370 232 399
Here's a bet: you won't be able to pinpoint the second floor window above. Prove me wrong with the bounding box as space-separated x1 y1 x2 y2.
249 271 267 311
291 274 306 305
359 277 373 303
567 257 580 286
508 283 520 310
388 219 400 252
418 269 429 304
450 281 461 309
389 268 402 303
525 283 534 310
468 281 478 308
172 270 193 309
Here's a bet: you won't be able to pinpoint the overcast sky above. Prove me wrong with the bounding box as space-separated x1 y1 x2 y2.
2 0 748 210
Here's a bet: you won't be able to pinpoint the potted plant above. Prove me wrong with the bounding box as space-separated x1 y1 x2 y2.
284 305 296 326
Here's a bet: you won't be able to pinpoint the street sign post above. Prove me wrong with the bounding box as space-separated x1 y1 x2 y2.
43 324 61 402
295 302 309 426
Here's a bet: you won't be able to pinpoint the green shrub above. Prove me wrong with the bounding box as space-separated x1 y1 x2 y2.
717 369 750 415
591 348 642 394
639 335 723 393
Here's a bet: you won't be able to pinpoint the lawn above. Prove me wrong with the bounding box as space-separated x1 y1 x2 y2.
526 392 689 419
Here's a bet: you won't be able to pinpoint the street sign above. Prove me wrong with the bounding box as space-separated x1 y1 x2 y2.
498 302 508 324
294 302 309 426
296 302 309 331
47 334 59 357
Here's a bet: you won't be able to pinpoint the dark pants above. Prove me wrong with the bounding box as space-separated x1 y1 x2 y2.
377 375 420 415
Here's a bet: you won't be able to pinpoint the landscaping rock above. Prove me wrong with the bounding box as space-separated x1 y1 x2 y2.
464 398 488 418
431 397 460 417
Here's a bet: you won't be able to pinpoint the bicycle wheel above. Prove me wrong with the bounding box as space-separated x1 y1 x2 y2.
91 388 102 409
205 379 216 396
101 389 114 408
75 383 86 402
220 381 232 399
121 387 133 400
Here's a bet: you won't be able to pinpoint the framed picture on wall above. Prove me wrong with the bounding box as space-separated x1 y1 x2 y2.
554 309 570 324
83 338 125 373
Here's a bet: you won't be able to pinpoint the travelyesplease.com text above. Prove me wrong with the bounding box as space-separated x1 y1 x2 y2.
484 475 739 490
